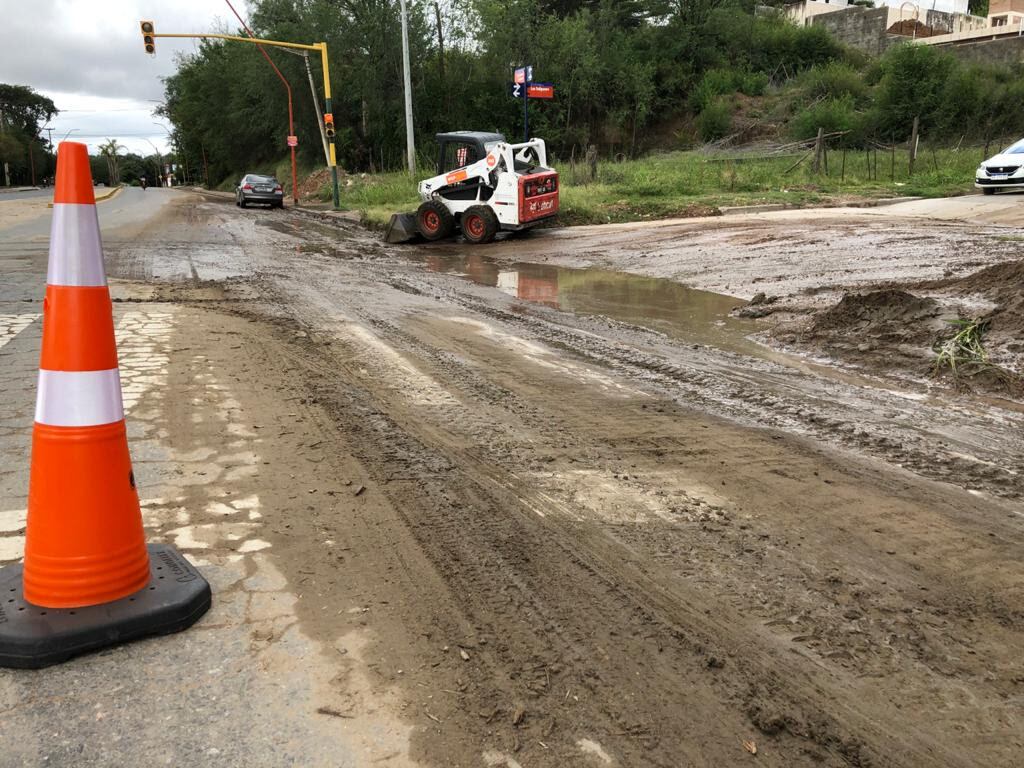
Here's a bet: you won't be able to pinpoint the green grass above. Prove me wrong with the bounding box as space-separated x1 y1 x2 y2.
318 146 986 228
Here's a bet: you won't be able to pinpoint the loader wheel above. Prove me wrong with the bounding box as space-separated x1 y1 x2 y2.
461 206 499 244
416 200 455 240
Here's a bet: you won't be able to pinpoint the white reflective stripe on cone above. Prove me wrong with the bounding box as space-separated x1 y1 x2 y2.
35 368 124 427
47 203 107 287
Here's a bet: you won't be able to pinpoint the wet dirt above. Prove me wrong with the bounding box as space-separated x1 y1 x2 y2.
419 251 761 356
451 200 1024 402
83 193 1024 766
770 262 1024 400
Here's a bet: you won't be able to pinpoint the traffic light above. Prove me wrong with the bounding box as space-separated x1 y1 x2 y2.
324 113 335 139
140 20 156 54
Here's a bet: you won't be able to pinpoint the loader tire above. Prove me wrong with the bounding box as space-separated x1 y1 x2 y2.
416 200 455 240
461 206 499 244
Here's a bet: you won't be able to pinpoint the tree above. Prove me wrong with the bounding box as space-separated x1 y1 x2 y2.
98 139 124 186
0 84 57 140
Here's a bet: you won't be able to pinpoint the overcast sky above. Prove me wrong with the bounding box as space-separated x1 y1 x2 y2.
0 0 245 155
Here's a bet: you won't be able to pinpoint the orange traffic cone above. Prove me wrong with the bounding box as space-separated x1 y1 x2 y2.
0 142 210 668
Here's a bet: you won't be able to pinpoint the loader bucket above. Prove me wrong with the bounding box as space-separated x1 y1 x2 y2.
384 212 419 244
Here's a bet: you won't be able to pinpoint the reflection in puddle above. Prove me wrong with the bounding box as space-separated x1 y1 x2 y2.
417 252 912 391
422 252 761 354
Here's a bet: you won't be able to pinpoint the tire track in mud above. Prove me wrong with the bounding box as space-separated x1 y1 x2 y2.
144 205 1022 766
231 305 881 768
229 273 1018 767
253 212 1024 504
376 269 1024 502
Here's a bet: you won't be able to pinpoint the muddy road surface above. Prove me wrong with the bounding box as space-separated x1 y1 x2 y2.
2 190 1022 767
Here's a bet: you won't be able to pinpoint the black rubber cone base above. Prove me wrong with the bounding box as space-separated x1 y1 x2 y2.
0 544 211 669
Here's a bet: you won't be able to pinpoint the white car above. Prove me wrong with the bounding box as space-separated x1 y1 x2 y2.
976 139 1024 195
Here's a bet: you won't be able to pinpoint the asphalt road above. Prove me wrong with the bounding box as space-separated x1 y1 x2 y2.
0 192 1021 767
0 187 51 201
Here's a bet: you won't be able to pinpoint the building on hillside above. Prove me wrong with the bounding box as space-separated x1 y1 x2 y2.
988 0 1024 26
784 0 849 27
873 0 968 14
784 0 1024 65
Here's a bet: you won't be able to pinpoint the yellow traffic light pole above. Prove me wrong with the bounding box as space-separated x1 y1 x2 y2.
146 31 341 209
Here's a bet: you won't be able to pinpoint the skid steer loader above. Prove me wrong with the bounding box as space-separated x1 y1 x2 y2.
384 131 559 245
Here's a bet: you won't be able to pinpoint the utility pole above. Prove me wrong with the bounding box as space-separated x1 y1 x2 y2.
0 107 9 187
303 52 331 167
144 139 163 186
433 1 447 117
399 0 416 174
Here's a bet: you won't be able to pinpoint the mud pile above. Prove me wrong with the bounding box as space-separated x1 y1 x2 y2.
796 289 951 371
295 167 337 202
927 260 1024 369
775 260 1024 397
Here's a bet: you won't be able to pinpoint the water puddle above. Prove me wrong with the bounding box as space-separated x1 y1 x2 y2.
421 252 762 356
415 251 934 395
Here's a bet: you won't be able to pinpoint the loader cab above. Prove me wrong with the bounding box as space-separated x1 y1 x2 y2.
435 131 506 175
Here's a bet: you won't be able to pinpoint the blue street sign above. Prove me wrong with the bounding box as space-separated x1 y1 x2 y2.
509 82 554 100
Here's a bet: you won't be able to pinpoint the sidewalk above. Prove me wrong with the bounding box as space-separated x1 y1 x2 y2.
0 283 416 766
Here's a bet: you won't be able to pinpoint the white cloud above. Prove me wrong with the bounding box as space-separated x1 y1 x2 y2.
0 0 245 154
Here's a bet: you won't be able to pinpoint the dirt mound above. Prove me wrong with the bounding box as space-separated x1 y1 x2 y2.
928 260 1024 374
771 289 955 383
787 277 1024 398
811 290 943 344
942 259 1024 303
295 167 339 202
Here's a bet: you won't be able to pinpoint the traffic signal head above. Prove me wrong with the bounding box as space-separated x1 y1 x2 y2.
140 20 156 54
324 113 335 139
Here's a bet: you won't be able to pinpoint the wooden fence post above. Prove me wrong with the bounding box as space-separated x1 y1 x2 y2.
908 116 919 175
812 127 824 174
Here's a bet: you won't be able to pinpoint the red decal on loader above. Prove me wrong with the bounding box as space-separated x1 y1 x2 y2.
518 171 559 223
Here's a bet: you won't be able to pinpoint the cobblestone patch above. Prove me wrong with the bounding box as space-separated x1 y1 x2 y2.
0 303 414 766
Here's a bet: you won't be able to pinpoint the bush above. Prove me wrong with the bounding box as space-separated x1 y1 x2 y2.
873 43 956 136
739 71 769 97
698 98 734 142
800 62 868 103
690 68 768 112
790 95 863 142
748 17 846 73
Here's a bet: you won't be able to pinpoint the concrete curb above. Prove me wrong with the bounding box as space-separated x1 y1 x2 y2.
718 196 925 216
192 187 234 200
46 186 123 208
186 187 363 226
94 186 123 203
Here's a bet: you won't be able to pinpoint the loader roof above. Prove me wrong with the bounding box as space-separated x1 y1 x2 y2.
435 131 506 144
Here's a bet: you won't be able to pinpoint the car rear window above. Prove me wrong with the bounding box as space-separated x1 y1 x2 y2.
247 175 276 183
